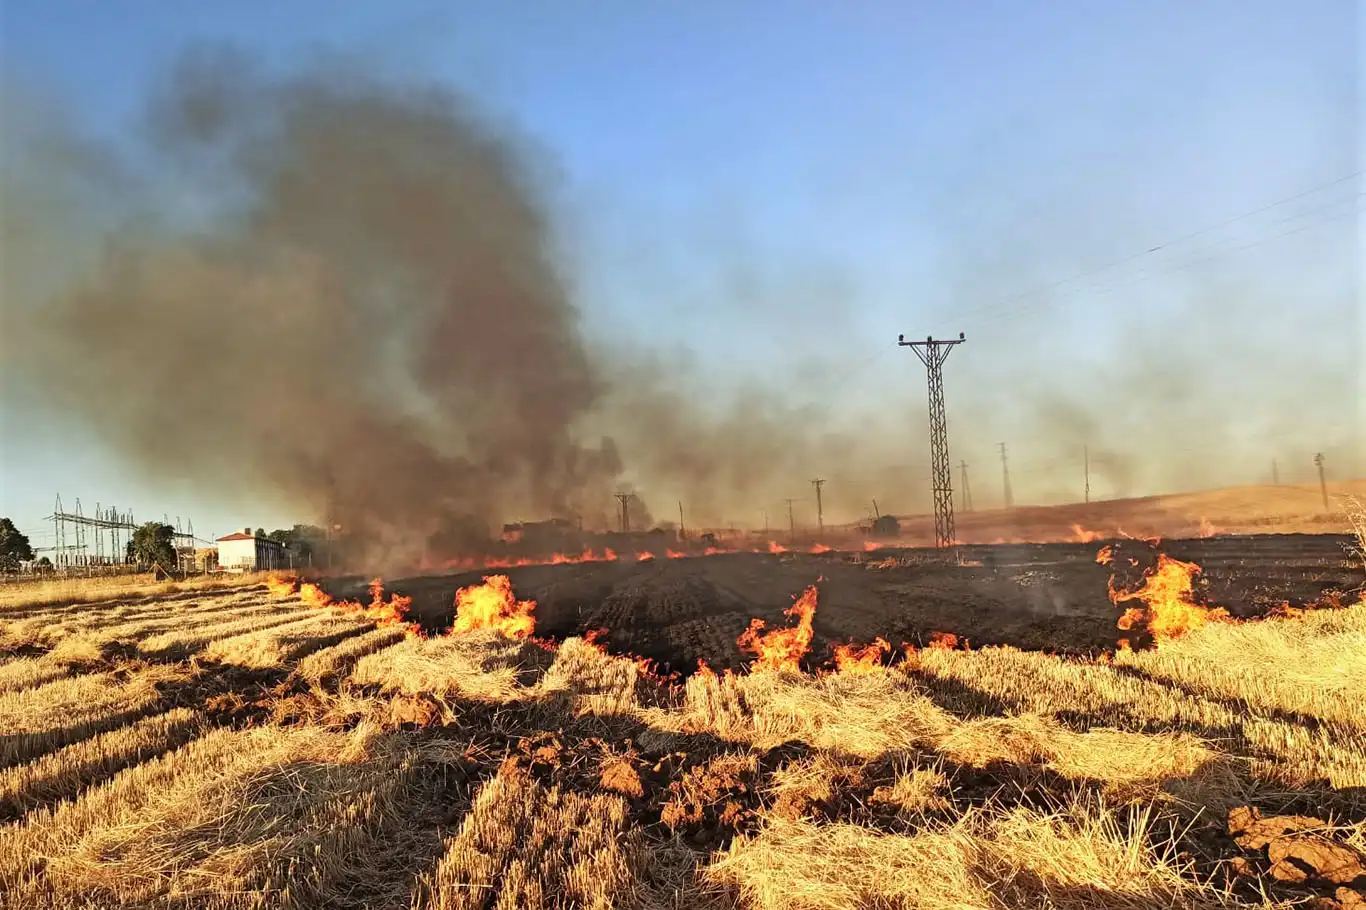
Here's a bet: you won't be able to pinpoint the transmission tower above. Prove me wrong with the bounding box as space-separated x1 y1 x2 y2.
898 332 966 550
959 461 973 513
998 442 1014 509
810 479 825 536
1314 453 1328 510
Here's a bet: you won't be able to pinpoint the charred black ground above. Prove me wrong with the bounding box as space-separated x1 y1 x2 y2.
326 533 1362 677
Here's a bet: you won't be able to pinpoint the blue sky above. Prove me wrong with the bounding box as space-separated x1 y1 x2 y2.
1 1 1360 545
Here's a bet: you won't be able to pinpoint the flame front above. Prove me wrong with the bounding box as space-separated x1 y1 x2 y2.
299 582 334 608
832 637 890 674
927 631 961 650
265 574 298 599
1069 524 1105 543
1107 552 1229 642
451 574 536 639
736 584 818 672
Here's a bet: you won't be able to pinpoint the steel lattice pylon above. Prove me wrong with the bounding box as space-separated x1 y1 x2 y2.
898 332 965 551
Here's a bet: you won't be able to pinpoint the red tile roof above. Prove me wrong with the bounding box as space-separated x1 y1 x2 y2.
215 532 256 541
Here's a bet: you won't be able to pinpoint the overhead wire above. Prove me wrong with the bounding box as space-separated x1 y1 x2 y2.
937 169 1362 330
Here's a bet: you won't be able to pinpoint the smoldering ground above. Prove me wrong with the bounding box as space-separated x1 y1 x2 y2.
2 48 1359 566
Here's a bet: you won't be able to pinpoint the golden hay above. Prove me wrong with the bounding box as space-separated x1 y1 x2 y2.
0 663 191 768
0 708 203 817
0 724 421 910
709 798 1213 910
412 761 643 910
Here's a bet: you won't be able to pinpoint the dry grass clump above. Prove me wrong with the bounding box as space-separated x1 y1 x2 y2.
0 708 202 817
136 608 317 657
1116 605 1366 729
650 668 1231 804
199 615 370 668
0 571 274 612
0 657 73 695
351 631 542 703
412 760 644 910
914 608 1366 794
0 663 190 767
294 626 409 683
708 797 1218 910
0 724 423 910
535 636 643 718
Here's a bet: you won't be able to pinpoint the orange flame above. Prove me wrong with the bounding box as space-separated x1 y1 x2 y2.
265 574 298 599
636 551 655 562
767 541 788 554
451 574 536 639
927 631 961 650
832 637 890 674
736 584 818 673
363 578 416 629
1069 524 1105 543
1095 545 1114 565
297 579 416 632
1197 516 1219 538
299 582 334 609
1107 553 1229 643
667 549 688 559
862 540 883 552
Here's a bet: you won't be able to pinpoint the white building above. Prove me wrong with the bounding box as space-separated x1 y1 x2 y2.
215 529 288 572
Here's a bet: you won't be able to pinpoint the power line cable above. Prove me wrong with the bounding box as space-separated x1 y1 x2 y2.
941 170 1361 328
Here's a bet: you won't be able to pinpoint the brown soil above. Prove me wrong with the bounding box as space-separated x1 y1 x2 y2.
375 533 1358 674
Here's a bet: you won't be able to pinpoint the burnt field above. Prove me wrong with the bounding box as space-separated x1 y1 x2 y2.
2 530 1363 908
373 533 1360 675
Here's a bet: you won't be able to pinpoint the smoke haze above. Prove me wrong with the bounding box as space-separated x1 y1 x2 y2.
2 47 1359 562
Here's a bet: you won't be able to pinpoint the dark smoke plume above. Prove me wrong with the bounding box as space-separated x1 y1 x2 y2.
4 51 625 564
4 47 1358 561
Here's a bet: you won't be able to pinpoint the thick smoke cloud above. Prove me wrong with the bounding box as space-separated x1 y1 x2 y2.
5 52 626 564
3 47 1359 562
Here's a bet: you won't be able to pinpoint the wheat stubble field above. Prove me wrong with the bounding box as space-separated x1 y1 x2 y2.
1 533 1363 909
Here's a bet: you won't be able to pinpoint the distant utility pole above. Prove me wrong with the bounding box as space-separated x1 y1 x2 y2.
762 510 769 536
784 498 797 543
1314 453 1328 510
614 493 632 533
810 479 826 536
1272 459 1280 486
998 442 1014 509
959 461 973 513
678 501 686 540
898 332 966 550
1083 445 1091 504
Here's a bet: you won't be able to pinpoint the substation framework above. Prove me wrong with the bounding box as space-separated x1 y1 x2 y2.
43 494 200 571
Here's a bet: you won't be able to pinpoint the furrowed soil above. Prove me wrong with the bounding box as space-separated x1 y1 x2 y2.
1 533 1362 910
385 533 1360 674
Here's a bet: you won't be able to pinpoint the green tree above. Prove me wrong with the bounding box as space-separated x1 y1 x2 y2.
0 518 34 573
126 522 177 573
266 524 327 563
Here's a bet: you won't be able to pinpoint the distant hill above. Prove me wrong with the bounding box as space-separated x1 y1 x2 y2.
862 479 1366 545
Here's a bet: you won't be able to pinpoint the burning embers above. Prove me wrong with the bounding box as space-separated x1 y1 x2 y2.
451 574 537 639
